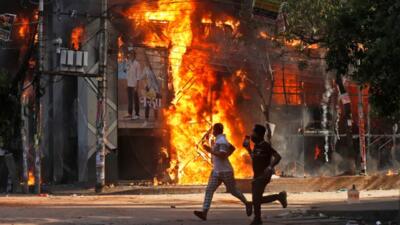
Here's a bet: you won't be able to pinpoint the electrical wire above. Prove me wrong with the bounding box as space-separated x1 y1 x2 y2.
45 0 241 19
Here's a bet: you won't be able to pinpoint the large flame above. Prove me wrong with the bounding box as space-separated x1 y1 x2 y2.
126 0 252 184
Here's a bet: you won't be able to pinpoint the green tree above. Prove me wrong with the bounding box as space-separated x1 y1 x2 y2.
325 0 400 120
282 0 342 45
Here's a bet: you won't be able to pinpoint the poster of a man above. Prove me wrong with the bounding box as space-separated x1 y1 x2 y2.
117 46 167 129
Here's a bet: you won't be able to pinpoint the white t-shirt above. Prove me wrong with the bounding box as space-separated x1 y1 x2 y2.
126 59 142 87
212 134 234 173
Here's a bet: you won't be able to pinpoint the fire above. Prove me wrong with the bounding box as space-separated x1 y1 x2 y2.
386 169 395 176
28 171 35 186
201 17 212 24
18 18 29 38
118 36 124 63
308 43 319 49
235 70 247 91
286 39 301 47
273 67 302 105
314 145 321 160
126 1 252 184
71 27 84 50
258 32 319 50
215 18 240 33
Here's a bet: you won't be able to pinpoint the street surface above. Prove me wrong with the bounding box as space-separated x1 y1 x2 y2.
0 190 398 225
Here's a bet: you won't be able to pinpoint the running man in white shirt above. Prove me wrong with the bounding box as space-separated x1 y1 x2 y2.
194 123 252 221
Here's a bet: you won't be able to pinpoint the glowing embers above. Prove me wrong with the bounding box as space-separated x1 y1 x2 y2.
314 145 321 160
117 36 125 63
17 17 30 39
28 171 35 186
386 169 397 176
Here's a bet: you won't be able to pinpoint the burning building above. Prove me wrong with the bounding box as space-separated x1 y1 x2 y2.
112 0 348 183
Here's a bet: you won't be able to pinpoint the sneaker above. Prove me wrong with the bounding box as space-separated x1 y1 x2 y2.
124 114 132 118
132 115 140 120
245 202 253 217
250 217 263 225
194 210 207 221
278 191 288 208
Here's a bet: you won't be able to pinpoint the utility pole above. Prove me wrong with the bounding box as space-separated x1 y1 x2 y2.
21 95 29 194
34 0 45 194
337 74 355 173
95 0 108 193
358 86 367 175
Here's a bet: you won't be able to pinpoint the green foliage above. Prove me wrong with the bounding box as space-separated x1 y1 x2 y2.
0 69 19 148
282 0 342 44
325 0 400 120
283 0 400 120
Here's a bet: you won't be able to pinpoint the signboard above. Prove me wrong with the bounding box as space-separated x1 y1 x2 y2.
0 14 16 41
118 47 168 129
254 0 282 19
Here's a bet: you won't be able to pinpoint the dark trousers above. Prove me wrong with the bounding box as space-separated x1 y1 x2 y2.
145 106 158 120
252 177 280 219
127 87 139 116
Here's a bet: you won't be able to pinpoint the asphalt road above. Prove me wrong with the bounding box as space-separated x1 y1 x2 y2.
0 190 398 225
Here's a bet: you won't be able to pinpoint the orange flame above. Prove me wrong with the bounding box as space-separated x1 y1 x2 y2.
28 171 35 186
386 169 395 176
126 1 252 184
18 18 29 38
273 67 302 105
118 36 124 63
314 145 321 160
71 27 84 50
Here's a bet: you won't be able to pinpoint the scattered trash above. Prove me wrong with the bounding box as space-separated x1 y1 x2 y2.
38 193 48 197
337 188 348 192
